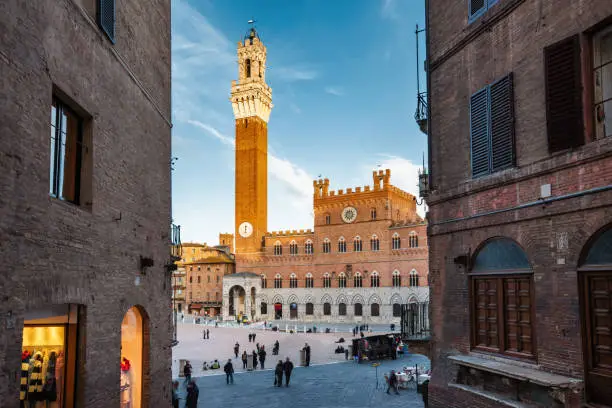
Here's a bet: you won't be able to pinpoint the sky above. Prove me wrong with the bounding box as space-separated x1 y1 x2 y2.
171 0 428 245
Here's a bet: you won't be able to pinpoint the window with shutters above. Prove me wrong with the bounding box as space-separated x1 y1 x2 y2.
97 0 116 42
470 74 515 178
469 0 499 23
545 35 585 152
470 238 535 360
593 26 612 140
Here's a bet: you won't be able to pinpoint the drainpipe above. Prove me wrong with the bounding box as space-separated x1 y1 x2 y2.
425 0 432 193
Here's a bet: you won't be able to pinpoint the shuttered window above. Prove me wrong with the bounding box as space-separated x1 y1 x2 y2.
469 0 499 23
470 74 515 178
97 0 116 43
544 35 584 152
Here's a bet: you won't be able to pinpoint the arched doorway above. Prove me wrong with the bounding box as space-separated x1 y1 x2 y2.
120 305 149 408
290 302 298 319
228 285 246 317
579 225 612 406
274 303 283 319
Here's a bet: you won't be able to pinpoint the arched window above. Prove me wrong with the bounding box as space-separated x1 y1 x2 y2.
289 273 298 288
197 276 201 284
289 240 298 256
261 274 267 289
306 303 314 315
245 58 251 77
409 231 419 248
392 233 401 250
370 234 380 251
305 273 314 288
409 270 419 287
323 302 331 315
353 236 362 252
370 271 380 287
470 237 533 358
353 272 363 288
305 239 314 255
393 270 401 287
338 237 347 253
189 276 193 283
322 238 331 253
354 303 363 316
338 303 347 316
189 266 193 271
197 266 201 271
323 273 331 288
371 303 380 316
274 274 283 289
325 214 331 225
274 241 282 256
338 272 347 288
261 302 267 315
393 303 401 317
371 208 377 220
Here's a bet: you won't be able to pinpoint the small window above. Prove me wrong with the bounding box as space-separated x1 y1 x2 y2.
261 275 267 289
393 303 401 317
370 235 380 251
392 270 401 287
353 272 363 288
323 239 331 253
354 303 363 316
189 277 193 283
371 303 380 317
274 274 283 289
97 0 116 42
593 27 612 140
371 208 377 220
370 271 380 288
290 273 298 288
470 74 515 178
197 276 201 284
306 303 314 315
323 273 331 288
305 240 314 255
197 266 201 271
290 241 298 256
392 233 401 250
325 214 331 225
353 237 362 252
469 0 498 23
338 237 347 253
409 270 419 287
323 302 331 316
246 59 251 77
305 273 314 288
338 273 347 288
274 242 282 256
338 303 347 316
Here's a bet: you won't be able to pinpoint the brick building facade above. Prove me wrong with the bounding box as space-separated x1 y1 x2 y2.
0 1 173 407
425 1 612 406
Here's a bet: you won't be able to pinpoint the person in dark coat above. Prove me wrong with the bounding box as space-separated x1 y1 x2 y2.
185 380 199 408
206 329 210 339
183 361 192 386
172 381 180 408
274 360 284 387
283 357 294 386
387 370 400 395
234 342 240 358
303 343 311 366
252 333 257 342
224 359 234 385
241 351 248 369
252 350 258 369
258 346 267 369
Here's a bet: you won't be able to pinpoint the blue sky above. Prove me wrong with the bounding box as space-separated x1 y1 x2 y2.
171 0 427 245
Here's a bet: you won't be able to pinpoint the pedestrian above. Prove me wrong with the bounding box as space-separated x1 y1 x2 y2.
303 343 311 367
185 380 199 408
183 360 192 386
241 351 248 369
206 329 210 339
283 357 294 386
234 342 240 358
360 331 364 338
224 359 234 385
387 370 400 395
258 345 266 369
248 333 251 342
274 360 284 387
256 342 260 352
252 350 258 369
345 348 349 360
172 380 180 408
203 329 206 340
253 333 256 342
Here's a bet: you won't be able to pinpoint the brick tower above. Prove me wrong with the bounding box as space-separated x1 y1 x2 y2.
231 26 273 255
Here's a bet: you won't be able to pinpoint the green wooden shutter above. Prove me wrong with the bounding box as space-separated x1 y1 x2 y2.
98 0 115 42
490 74 515 171
544 35 584 152
470 87 490 177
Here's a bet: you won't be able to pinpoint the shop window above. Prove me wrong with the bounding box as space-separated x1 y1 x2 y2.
393 270 402 287
392 233 401 250
323 302 331 316
121 305 150 408
338 237 346 253
338 272 347 288
370 235 380 251
305 240 314 254
305 273 314 288
20 304 81 408
353 236 362 252
354 303 363 316
410 270 419 287
289 273 298 288
354 272 363 288
393 303 401 317
470 237 534 359
306 303 314 315
371 303 380 316
370 271 380 287
322 239 331 253
323 273 331 288
338 303 347 316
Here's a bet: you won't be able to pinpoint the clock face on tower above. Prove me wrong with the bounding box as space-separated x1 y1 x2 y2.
239 222 253 238
341 207 357 223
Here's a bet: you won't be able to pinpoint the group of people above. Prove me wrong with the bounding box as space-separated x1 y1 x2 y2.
352 325 369 337
274 357 294 387
247 332 257 342
173 361 199 408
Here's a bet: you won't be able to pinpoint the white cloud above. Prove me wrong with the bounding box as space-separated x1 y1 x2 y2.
187 120 235 146
289 103 302 114
273 66 318 81
381 0 398 20
324 86 344 96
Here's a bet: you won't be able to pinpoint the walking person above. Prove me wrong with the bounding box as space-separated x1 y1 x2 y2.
248 333 252 343
274 360 284 387
303 343 311 367
241 351 248 369
283 357 294 387
185 380 199 408
183 361 192 386
252 333 256 342
387 370 400 395
234 342 240 359
172 381 180 408
252 349 258 369
224 359 234 385
258 345 267 369
206 329 210 339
